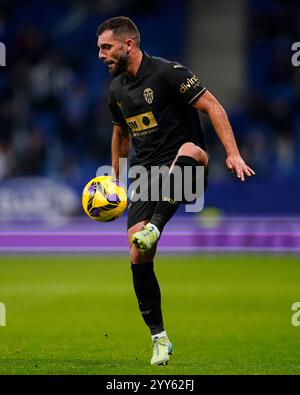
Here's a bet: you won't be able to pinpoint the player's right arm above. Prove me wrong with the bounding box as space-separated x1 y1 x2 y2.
108 85 129 179
111 124 130 179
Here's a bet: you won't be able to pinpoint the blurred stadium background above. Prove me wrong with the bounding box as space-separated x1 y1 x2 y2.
1 0 300 375
0 0 300 252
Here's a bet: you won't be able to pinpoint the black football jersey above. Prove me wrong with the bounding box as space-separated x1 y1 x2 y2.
108 52 207 168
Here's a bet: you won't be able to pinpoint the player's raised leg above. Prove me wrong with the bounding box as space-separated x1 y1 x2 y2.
131 142 208 254
128 220 173 365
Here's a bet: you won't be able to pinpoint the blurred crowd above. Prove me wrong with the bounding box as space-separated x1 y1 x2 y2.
0 0 122 186
0 0 299 190
237 0 300 179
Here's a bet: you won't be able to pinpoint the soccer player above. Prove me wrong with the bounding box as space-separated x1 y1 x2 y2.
96 16 255 365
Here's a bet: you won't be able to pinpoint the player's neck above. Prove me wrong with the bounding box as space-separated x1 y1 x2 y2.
126 50 143 78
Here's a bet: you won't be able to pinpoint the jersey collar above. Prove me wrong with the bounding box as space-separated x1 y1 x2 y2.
124 51 151 82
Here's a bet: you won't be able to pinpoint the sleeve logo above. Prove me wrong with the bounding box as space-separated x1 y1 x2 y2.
179 75 199 93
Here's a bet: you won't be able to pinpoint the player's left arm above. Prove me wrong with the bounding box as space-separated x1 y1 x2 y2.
193 90 255 181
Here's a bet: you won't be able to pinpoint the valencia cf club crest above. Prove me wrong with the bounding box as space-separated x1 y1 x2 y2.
143 88 154 104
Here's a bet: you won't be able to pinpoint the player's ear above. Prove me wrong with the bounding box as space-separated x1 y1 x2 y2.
125 38 134 53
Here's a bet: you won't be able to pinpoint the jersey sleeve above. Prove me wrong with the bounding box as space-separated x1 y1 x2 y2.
108 87 125 126
163 62 206 105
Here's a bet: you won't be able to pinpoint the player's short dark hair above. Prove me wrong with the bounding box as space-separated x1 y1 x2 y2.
96 16 140 47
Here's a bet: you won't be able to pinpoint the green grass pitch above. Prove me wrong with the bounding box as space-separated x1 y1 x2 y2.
0 254 300 375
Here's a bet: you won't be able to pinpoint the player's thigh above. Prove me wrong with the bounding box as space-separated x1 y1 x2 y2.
170 144 209 192
127 198 157 231
171 143 209 170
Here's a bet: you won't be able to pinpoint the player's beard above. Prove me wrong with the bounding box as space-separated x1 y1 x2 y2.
110 53 128 77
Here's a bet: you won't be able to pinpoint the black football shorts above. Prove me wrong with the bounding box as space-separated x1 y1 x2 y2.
127 162 209 230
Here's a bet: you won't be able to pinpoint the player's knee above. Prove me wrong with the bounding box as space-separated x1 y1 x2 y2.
178 142 208 167
130 248 143 264
130 246 155 264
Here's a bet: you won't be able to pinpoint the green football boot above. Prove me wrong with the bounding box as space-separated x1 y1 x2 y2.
131 223 160 254
151 336 173 365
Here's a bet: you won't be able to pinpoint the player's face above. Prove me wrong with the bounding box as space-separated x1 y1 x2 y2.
97 30 129 77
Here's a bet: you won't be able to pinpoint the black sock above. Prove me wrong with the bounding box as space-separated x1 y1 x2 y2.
131 262 164 335
150 155 200 233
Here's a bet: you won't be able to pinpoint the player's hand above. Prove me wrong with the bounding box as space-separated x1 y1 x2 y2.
225 155 255 181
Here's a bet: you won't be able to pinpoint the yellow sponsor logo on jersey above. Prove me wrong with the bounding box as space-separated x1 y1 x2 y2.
125 111 158 133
